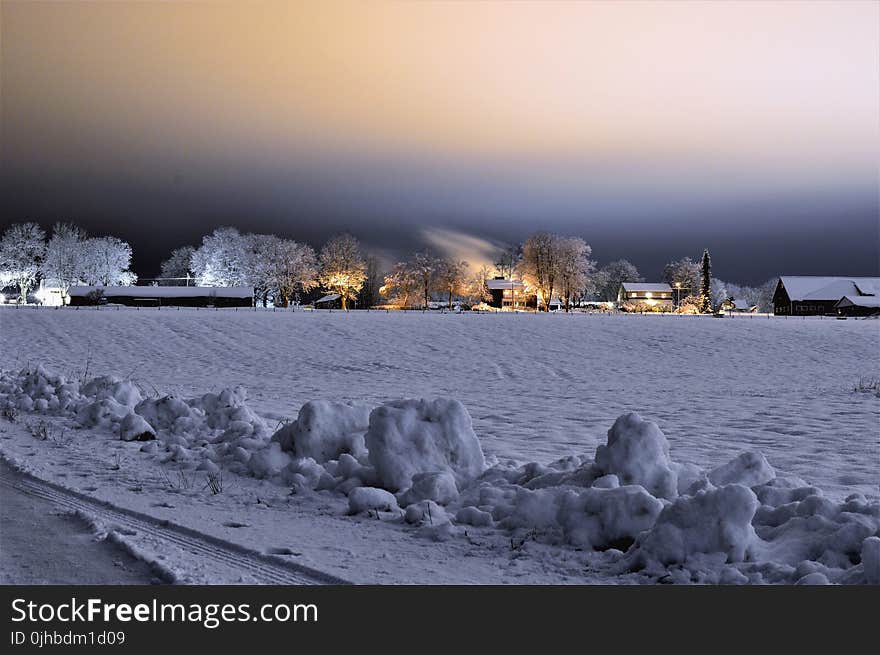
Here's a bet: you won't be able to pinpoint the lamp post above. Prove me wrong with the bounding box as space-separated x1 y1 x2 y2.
674 282 681 308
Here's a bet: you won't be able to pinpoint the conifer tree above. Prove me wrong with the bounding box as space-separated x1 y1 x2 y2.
699 248 712 313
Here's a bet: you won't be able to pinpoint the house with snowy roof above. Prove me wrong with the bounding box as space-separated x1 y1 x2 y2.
720 298 758 313
617 282 674 311
772 277 880 316
486 278 527 310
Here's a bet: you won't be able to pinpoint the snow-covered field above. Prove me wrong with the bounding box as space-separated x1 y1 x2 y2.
1 307 878 584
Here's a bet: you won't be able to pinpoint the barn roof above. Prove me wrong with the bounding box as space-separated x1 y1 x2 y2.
779 277 880 301
620 282 672 293
315 293 341 303
835 295 880 309
68 285 253 298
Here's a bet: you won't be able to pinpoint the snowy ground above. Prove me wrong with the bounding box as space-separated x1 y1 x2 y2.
1 307 878 584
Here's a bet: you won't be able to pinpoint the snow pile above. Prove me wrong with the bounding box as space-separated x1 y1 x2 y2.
398 471 459 506
595 413 678 499
708 452 775 488
3 362 879 585
272 400 370 463
348 487 400 514
498 484 663 550
626 484 759 570
365 399 486 492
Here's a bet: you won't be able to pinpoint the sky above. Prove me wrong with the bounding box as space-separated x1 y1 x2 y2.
1 0 878 284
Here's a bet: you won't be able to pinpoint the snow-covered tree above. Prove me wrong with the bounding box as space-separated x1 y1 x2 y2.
318 234 366 310
711 278 730 310
357 255 383 309
556 237 594 311
81 236 136 286
436 258 469 308
159 246 195 286
0 222 46 302
464 265 493 305
381 261 419 308
699 249 712 313
242 234 280 305
43 222 89 303
191 227 248 287
274 239 318 308
663 256 700 297
519 232 561 311
409 251 442 309
593 259 643 302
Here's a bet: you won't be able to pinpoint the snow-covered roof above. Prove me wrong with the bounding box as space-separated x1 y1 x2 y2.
726 298 756 310
68 286 253 298
779 277 880 301
315 293 341 303
485 279 524 290
620 282 672 293
835 295 880 309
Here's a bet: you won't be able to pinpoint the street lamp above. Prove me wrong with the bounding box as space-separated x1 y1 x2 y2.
674 282 681 308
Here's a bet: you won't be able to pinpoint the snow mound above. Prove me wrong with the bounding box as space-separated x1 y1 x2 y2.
120 413 156 442
627 484 759 568
862 537 880 585
708 452 776 487
365 399 486 492
500 484 663 550
595 412 678 499
272 400 370 463
348 487 400 514
398 471 459 507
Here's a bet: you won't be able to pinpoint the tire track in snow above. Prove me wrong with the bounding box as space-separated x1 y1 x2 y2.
0 461 349 585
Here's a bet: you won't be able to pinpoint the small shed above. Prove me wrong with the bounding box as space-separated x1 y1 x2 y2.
314 293 342 309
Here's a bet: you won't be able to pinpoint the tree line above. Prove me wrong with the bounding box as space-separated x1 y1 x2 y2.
1 221 776 311
0 222 135 303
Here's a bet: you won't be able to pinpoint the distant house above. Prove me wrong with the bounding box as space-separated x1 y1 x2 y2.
486 278 527 310
834 295 880 317
617 282 674 311
720 298 757 313
68 286 253 308
35 279 66 306
772 277 880 316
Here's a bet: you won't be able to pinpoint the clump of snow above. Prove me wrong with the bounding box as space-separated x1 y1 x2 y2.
365 399 486 492
119 413 156 442
708 452 776 488
595 412 678 499
499 484 663 550
404 500 449 526
861 537 880 585
134 396 196 432
398 471 459 507
455 506 493 527
272 400 370 463
627 484 759 569
348 487 400 514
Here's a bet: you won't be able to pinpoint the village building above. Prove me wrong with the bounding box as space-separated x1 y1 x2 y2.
834 295 880 317
313 293 342 309
720 298 758 313
486 278 527 310
67 285 254 308
617 282 674 311
772 277 879 316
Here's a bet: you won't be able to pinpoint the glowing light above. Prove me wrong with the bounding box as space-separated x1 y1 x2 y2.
645 292 653 298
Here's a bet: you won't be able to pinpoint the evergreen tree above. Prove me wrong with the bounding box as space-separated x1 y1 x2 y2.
699 248 712 313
